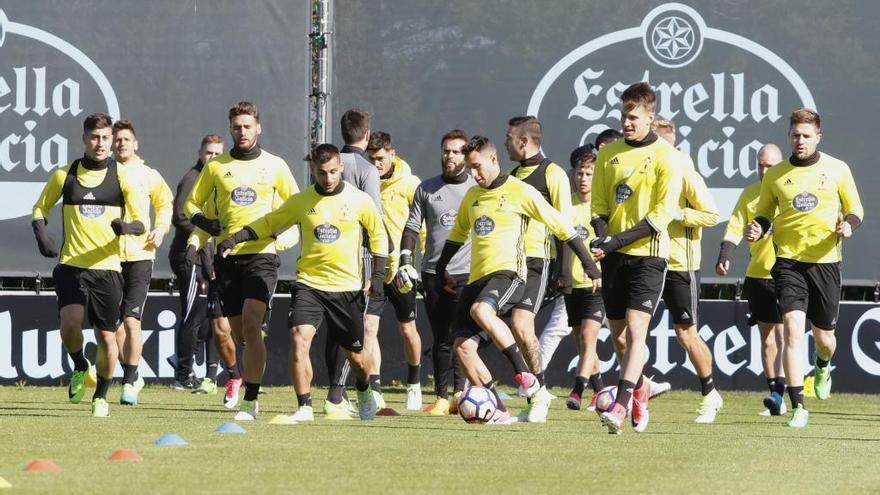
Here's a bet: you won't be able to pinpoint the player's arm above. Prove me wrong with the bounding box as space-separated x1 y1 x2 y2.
113 169 148 236
147 170 174 247
219 193 304 256
434 192 472 293
716 189 750 275
31 168 67 258
360 198 390 298
747 175 777 241
835 165 864 238
185 165 223 236
679 172 719 228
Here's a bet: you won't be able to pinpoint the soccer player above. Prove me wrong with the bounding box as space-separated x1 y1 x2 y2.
365 131 424 410
591 82 683 434
746 108 863 428
595 128 623 150
562 150 607 412
32 113 148 417
435 136 601 425
397 129 474 415
505 116 573 422
220 144 385 421
111 120 173 406
654 119 722 423
169 135 227 391
185 101 299 420
717 143 787 416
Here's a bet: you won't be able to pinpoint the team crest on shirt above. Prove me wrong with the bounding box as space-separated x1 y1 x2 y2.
575 224 590 240
439 209 457 230
792 192 818 212
231 186 257 206
615 182 633 203
474 215 495 236
78 204 105 218
314 222 341 243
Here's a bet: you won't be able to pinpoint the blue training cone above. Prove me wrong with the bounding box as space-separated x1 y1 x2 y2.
497 391 511 400
154 434 188 446
214 422 246 434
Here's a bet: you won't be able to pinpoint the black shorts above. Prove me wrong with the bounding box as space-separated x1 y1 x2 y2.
207 279 224 320
514 257 550 312
287 282 367 351
744 277 782 325
366 283 417 322
601 252 667 320
452 271 524 340
53 264 123 330
771 258 841 330
214 253 279 317
564 288 605 326
120 260 152 320
662 270 700 325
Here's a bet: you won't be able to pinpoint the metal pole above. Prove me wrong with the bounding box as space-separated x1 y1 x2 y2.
309 0 332 151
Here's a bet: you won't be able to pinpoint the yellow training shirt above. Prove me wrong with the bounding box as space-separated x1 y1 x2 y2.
118 155 173 262
754 152 863 263
723 181 775 279
591 135 683 258
248 183 388 292
380 156 425 282
448 175 577 283
668 167 719 272
510 159 572 259
570 194 598 289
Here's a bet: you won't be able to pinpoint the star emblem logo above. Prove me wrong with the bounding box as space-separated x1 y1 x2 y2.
651 16 694 61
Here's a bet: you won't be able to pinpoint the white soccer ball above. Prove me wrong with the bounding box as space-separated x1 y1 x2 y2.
595 385 618 413
457 386 498 424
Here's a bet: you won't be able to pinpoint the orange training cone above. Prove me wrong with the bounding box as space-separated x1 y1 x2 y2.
108 449 143 462
23 459 62 473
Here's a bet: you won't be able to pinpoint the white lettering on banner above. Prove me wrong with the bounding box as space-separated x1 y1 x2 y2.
746 325 765 375
649 311 677 374
158 310 178 378
0 311 17 378
0 9 119 220
851 307 880 376
22 328 64 379
713 325 747 375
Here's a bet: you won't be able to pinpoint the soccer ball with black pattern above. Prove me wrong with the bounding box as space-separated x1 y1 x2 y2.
594 385 618 413
457 387 498 424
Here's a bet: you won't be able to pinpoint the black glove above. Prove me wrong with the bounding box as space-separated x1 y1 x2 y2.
369 255 388 298
590 235 623 254
110 219 146 236
32 219 58 258
717 240 736 267
217 227 257 255
192 213 223 236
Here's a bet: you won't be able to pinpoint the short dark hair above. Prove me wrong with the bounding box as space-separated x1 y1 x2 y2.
594 128 623 149
309 143 340 166
508 116 543 146
200 134 224 148
620 82 656 113
461 135 496 155
441 128 468 147
790 108 820 130
574 152 597 170
84 113 113 132
341 108 371 144
229 101 260 123
112 119 136 137
366 131 393 152
569 144 595 168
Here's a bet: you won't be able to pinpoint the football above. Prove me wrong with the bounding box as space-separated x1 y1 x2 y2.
457 386 498 424
595 385 618 413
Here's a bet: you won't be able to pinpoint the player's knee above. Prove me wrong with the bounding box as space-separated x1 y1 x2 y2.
469 302 493 325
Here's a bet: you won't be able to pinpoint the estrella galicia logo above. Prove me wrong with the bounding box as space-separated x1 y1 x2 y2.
439 209 457 230
231 186 257 206
615 183 633 204
527 2 817 221
474 215 495 236
314 223 340 243
0 9 119 221
574 224 590 240
78 204 105 218
792 192 818 212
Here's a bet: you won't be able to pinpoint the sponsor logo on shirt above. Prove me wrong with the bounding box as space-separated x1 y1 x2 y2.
314 223 341 243
474 215 495 236
231 186 257 206
615 183 633 204
439 209 457 230
78 204 104 218
575 224 590 240
792 192 818 212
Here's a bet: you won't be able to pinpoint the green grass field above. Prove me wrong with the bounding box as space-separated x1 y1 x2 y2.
1 385 878 494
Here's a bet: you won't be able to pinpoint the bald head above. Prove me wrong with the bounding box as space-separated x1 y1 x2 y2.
757 143 783 180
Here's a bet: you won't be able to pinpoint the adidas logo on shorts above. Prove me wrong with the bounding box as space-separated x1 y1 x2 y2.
352 340 362 347
489 289 499 297
522 298 533 306
642 300 653 309
132 306 140 315
593 310 603 317
681 311 690 320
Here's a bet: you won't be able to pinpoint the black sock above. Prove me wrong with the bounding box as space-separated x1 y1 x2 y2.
327 385 345 404
615 379 637 408
699 375 715 396
122 364 138 385
635 374 644 389
407 364 420 385
69 349 89 371
773 379 786 397
788 386 804 408
355 379 369 392
226 363 240 379
816 357 830 368
369 374 382 394
94 376 111 400
589 373 605 392
766 377 776 393
573 376 588 396
297 393 312 408
206 363 219 381
501 344 529 375
243 381 260 402
485 382 505 412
